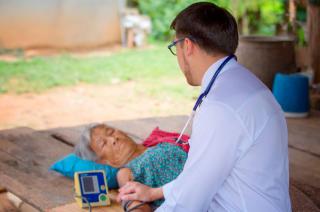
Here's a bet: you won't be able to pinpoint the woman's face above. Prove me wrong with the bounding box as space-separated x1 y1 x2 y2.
90 125 137 167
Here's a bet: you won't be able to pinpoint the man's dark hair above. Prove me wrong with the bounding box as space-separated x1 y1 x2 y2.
170 2 238 55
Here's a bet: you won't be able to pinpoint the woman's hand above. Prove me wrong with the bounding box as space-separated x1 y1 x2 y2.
117 181 163 203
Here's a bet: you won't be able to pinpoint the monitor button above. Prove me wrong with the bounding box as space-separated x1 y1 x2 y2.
100 194 107 201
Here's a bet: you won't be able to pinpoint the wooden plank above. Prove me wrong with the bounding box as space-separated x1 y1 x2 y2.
0 192 18 212
290 183 320 212
289 148 320 188
1 115 319 211
0 128 75 210
48 202 122 212
0 127 35 135
49 190 123 212
286 111 320 157
44 112 320 157
0 130 73 175
107 115 190 141
291 178 320 209
41 115 190 146
286 111 320 128
0 151 73 210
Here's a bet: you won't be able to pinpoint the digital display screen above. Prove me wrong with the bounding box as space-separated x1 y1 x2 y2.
81 176 99 194
83 177 94 192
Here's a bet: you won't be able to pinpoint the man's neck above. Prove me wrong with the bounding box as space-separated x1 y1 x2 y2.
200 54 226 83
194 53 227 85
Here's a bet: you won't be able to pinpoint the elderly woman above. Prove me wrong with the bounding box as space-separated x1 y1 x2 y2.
75 124 187 211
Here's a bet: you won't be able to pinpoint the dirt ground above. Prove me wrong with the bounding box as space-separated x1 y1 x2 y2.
0 45 196 131
0 82 193 130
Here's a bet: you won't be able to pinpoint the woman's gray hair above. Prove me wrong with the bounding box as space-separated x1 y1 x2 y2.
74 124 99 161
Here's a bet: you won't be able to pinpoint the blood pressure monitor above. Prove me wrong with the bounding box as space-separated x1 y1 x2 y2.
74 170 110 208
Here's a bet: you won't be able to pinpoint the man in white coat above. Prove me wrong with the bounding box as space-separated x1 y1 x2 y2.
118 2 291 212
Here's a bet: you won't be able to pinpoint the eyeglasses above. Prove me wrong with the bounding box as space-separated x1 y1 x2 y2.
167 36 195 56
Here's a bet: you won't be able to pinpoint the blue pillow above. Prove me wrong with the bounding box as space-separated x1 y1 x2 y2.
50 153 119 189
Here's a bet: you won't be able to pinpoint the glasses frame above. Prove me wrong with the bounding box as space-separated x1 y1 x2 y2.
167 36 195 56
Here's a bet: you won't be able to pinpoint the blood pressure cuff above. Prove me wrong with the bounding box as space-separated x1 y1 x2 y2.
50 153 119 189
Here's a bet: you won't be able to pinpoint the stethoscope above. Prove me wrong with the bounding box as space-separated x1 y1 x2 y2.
176 55 236 144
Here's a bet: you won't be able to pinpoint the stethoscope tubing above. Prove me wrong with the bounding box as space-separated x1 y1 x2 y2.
176 55 235 144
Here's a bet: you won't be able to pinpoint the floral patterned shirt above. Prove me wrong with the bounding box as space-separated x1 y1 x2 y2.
125 142 187 207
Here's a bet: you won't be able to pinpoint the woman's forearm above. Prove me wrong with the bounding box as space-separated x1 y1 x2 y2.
117 168 134 187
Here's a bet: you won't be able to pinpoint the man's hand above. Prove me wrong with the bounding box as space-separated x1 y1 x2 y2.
117 181 163 203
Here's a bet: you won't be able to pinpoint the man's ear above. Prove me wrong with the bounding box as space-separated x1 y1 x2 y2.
184 38 194 56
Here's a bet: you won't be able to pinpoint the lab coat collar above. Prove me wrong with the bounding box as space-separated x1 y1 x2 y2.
200 56 235 93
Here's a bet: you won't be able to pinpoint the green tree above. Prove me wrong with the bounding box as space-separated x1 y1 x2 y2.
131 0 286 40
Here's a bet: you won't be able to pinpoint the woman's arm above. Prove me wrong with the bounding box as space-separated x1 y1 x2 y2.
117 168 134 187
117 168 152 212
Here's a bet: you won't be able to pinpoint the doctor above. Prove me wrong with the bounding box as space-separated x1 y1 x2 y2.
118 2 291 212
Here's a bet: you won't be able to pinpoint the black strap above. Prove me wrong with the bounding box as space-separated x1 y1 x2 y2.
126 202 147 212
122 200 147 212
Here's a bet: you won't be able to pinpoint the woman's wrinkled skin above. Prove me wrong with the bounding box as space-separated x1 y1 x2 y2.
89 124 144 167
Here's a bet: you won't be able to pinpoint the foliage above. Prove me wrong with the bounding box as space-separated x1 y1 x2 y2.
296 5 307 46
296 26 307 46
131 0 195 40
296 5 307 22
131 0 286 40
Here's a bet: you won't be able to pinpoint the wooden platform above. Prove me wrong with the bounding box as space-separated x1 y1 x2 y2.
0 114 319 211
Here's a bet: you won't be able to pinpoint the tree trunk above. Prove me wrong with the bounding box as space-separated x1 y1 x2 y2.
307 3 320 83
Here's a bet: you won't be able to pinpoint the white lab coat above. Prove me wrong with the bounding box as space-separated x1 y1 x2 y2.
156 57 291 212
